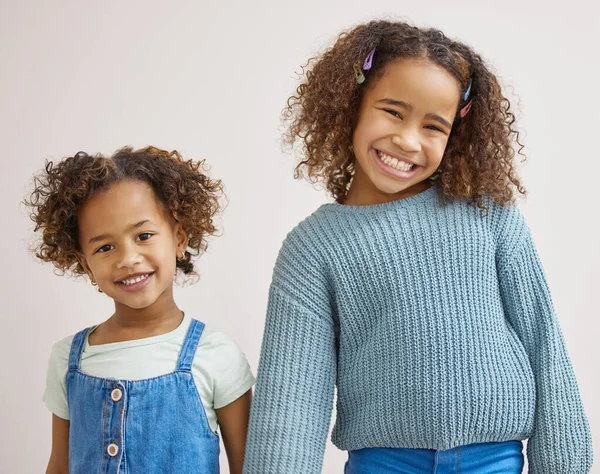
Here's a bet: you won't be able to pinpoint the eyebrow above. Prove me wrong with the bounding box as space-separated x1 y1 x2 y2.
88 220 154 244
377 98 453 130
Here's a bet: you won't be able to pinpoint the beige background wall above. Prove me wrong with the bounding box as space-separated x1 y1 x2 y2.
1 0 597 472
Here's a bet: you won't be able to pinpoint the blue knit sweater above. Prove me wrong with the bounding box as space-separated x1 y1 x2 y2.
243 187 592 473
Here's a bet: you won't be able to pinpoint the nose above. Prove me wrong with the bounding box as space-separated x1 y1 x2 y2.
116 243 142 269
391 129 421 153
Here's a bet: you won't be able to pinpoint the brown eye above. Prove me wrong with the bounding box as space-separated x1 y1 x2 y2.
137 233 153 241
384 109 402 119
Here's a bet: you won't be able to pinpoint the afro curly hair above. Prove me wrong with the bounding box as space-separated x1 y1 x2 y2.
24 146 223 278
284 19 526 212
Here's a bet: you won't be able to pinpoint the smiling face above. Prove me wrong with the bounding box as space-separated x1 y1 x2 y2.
347 57 461 205
77 180 188 311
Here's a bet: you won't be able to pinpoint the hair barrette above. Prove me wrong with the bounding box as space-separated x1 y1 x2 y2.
354 62 365 84
463 79 472 102
459 99 473 118
363 48 375 71
355 48 376 84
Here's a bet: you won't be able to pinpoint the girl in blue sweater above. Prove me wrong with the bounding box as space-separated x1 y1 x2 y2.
243 20 593 474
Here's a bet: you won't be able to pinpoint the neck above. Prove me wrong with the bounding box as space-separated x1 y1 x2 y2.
110 285 183 337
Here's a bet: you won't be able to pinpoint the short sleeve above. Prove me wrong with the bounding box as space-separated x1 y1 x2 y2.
42 336 73 420
194 329 255 410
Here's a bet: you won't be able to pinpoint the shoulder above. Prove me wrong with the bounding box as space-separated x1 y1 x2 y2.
272 209 335 303
48 333 76 368
481 198 529 242
197 326 245 356
472 198 533 267
278 207 334 261
436 193 526 232
274 207 332 273
483 197 526 228
441 194 528 236
194 325 252 373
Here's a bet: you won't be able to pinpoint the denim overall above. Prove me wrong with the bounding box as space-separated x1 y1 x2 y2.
66 319 220 473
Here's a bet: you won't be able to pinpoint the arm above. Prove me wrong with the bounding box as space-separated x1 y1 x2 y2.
243 223 337 474
46 414 69 474
216 389 252 474
498 225 593 473
243 285 337 474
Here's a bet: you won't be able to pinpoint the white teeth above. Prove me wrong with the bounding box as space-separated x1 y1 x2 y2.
121 274 150 286
378 151 415 172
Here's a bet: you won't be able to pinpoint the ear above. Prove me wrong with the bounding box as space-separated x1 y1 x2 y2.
174 222 189 256
75 251 94 280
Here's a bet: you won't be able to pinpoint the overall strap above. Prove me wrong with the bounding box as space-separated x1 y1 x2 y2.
67 327 92 371
176 319 205 372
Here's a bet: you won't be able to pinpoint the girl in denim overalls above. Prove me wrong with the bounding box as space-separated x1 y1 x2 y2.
27 146 254 474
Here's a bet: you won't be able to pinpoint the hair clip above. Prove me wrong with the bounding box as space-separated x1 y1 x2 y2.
354 61 366 84
355 48 376 84
459 99 473 118
363 48 376 71
463 79 472 102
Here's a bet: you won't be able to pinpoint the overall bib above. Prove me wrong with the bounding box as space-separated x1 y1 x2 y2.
66 319 220 473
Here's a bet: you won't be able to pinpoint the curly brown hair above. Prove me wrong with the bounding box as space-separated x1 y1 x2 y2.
24 146 223 278
284 19 526 210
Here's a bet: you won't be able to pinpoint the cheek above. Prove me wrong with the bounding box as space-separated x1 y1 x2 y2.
156 243 178 271
87 257 111 278
364 113 390 137
425 136 450 163
354 107 382 139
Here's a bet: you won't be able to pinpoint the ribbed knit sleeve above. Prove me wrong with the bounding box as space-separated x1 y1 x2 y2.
497 214 593 473
243 221 337 474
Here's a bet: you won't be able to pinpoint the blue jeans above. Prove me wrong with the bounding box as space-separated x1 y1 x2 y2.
345 441 524 473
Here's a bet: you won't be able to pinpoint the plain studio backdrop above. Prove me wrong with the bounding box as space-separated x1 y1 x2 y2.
1 0 598 472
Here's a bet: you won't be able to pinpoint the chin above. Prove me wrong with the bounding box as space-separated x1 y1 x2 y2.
112 294 159 310
127 300 153 309
373 179 417 196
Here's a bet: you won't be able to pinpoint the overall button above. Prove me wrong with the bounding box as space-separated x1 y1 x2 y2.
111 388 123 402
107 443 119 457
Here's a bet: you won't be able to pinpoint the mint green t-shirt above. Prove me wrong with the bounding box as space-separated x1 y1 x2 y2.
43 313 255 432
